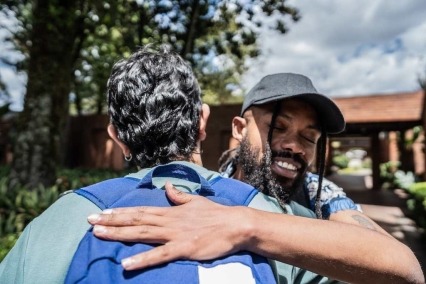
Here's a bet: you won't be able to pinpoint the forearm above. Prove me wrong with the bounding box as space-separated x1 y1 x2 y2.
240 207 424 284
89 186 424 283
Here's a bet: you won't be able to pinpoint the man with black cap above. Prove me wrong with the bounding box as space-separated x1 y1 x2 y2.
88 73 424 283
219 73 356 220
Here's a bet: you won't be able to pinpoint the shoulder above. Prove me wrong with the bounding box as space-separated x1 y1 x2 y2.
304 173 361 218
1 192 101 283
288 201 316 218
248 191 288 214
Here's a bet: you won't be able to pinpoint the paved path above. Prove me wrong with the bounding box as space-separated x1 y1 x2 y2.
345 187 426 272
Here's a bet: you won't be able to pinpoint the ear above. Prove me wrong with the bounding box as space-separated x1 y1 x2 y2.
198 104 210 142
232 116 247 142
107 124 131 157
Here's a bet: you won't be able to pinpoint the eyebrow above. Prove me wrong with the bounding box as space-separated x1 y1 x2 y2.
276 113 321 132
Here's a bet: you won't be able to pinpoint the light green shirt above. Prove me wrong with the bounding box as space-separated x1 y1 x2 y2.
0 161 337 284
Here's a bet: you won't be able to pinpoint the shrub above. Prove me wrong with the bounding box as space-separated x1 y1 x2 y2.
379 161 415 190
0 233 19 262
0 166 128 261
407 182 426 231
332 154 349 169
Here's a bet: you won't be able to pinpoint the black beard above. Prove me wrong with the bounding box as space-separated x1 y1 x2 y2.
237 137 308 206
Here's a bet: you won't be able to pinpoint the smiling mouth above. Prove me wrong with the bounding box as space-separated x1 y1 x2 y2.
275 160 298 171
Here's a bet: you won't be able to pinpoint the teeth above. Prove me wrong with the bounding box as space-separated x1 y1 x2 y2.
276 161 297 171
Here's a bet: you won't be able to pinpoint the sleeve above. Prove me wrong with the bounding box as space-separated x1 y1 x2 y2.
0 193 101 284
248 193 339 284
304 173 361 219
0 223 32 283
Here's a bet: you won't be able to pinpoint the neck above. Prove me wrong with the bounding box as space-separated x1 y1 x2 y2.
233 165 244 180
190 152 203 166
190 141 203 166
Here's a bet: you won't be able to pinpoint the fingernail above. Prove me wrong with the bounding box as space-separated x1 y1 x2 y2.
93 225 108 234
87 214 101 222
103 209 113 214
122 257 135 269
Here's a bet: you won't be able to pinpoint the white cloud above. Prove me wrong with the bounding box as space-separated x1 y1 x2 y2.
0 9 26 111
243 0 426 98
0 66 26 111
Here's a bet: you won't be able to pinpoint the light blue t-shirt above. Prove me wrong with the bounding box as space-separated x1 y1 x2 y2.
0 161 338 284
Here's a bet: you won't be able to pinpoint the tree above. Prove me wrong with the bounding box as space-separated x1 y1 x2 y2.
1 0 299 188
420 69 426 91
4 0 90 188
70 1 300 113
0 75 9 107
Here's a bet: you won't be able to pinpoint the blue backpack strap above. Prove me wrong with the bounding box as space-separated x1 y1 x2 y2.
75 164 215 210
76 164 258 210
75 177 140 210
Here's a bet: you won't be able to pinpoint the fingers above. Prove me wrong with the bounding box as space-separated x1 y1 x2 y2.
100 206 167 216
164 181 196 205
92 224 172 243
88 212 167 226
121 244 183 271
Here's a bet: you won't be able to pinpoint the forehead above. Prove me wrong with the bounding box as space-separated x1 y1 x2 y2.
248 98 319 124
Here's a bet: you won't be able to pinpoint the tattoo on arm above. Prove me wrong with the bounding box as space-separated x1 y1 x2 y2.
352 215 377 231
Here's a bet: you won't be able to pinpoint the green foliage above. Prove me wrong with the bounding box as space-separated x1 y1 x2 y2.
393 170 415 190
409 182 426 200
0 233 19 262
332 153 349 169
407 182 426 231
380 161 400 189
362 157 372 169
379 161 415 190
337 167 364 174
2 0 300 115
1 0 300 188
0 166 126 261
0 177 61 236
0 74 9 106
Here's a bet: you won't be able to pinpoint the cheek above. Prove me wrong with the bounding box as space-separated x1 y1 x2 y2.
245 123 268 149
243 132 268 163
305 145 317 165
245 131 263 151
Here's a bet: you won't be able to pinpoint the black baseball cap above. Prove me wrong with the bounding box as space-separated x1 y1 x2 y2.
241 73 345 134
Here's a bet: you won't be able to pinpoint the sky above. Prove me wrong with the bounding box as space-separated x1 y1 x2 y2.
242 0 426 98
1 0 426 111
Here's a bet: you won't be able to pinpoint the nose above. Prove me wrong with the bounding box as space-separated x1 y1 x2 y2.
276 133 305 156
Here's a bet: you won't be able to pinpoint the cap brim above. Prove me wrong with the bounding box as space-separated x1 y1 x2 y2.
249 93 345 134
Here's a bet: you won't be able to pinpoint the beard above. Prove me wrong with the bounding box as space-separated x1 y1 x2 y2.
237 137 308 206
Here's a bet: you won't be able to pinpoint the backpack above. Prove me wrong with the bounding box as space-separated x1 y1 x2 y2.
65 163 276 284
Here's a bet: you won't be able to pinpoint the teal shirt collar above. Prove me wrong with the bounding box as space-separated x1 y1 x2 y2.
125 161 220 193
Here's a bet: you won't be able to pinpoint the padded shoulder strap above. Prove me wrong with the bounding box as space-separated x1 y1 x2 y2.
209 176 259 206
76 165 259 210
75 177 140 210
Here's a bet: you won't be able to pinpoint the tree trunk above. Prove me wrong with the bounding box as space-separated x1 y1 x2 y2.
181 0 201 59
9 0 78 189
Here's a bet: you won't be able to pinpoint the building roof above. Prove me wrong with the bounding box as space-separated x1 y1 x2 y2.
332 90 425 124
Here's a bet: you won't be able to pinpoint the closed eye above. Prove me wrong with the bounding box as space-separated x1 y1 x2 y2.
301 135 317 144
272 126 286 132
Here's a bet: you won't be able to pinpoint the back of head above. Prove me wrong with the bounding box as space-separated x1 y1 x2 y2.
107 45 202 168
